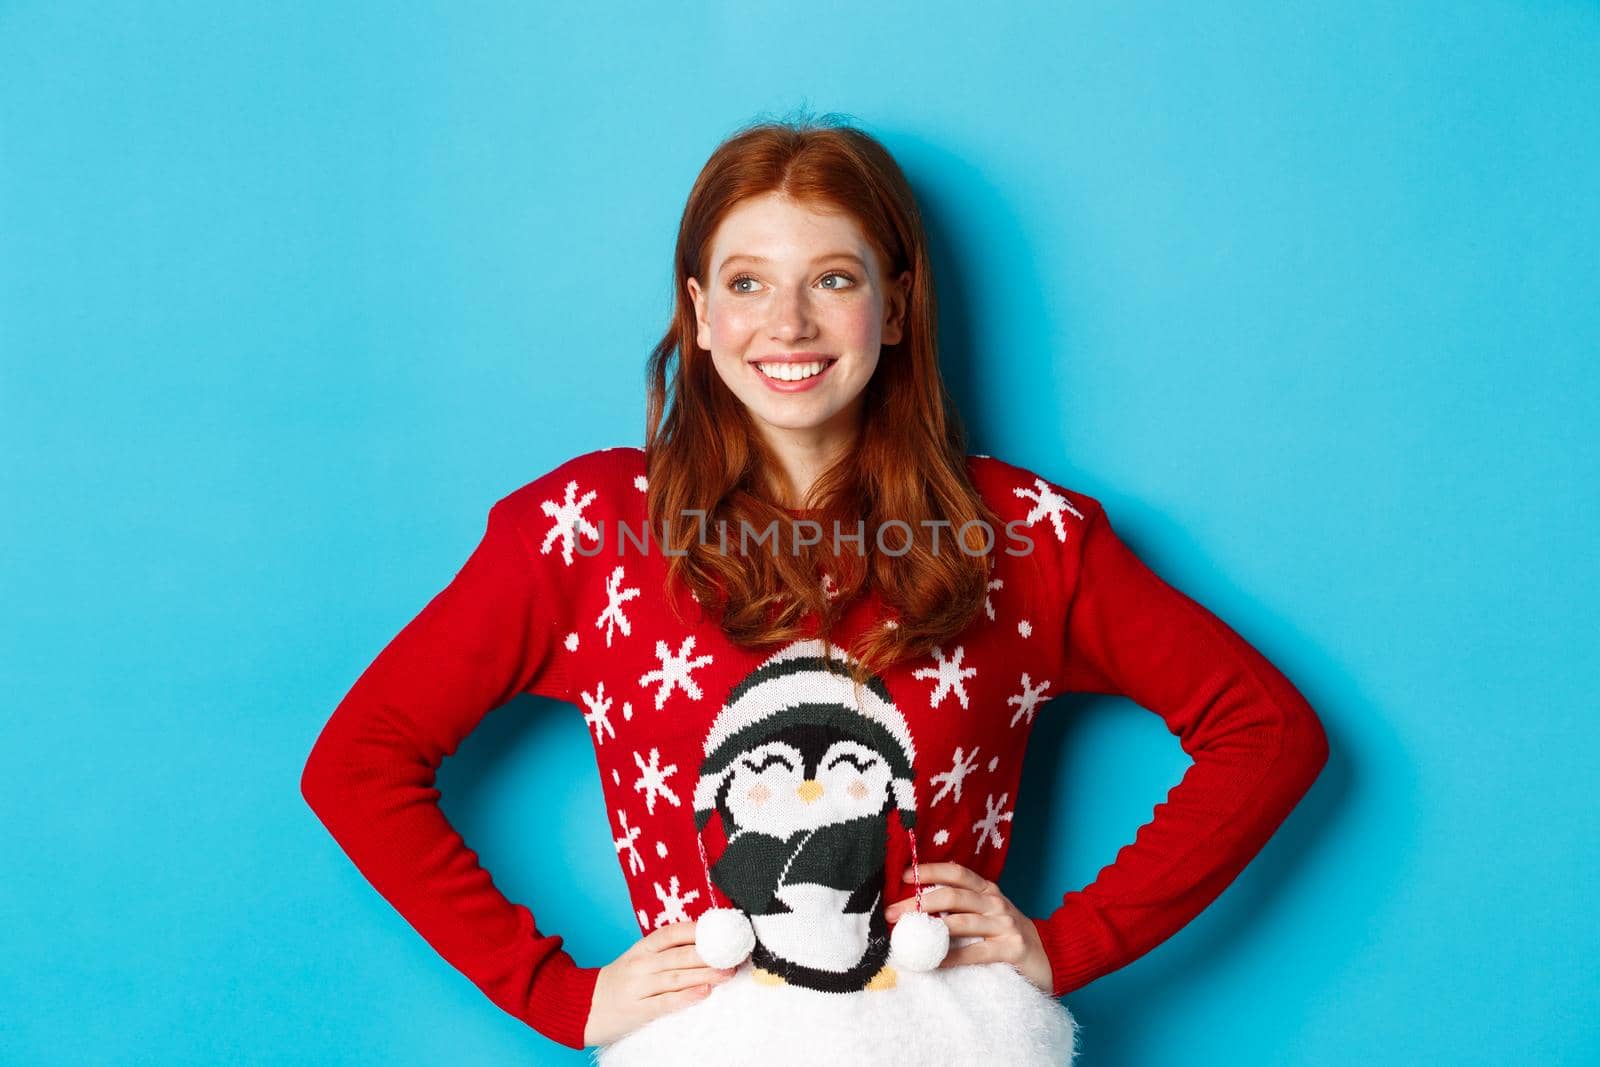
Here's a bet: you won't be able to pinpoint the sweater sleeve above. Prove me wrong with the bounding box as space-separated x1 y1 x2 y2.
1029 496 1330 998
298 498 600 1050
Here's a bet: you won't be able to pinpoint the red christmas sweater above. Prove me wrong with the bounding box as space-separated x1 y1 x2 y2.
299 446 1329 1051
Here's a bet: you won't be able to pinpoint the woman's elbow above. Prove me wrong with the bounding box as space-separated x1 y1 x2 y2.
299 715 360 820
298 702 424 825
1283 698 1331 795
299 736 338 816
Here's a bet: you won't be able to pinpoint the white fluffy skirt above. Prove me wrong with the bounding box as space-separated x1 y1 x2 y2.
590 953 1079 1067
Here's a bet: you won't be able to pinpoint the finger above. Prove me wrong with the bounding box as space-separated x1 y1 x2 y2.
938 937 1010 969
647 983 716 1016
900 861 986 890
643 963 740 997
641 919 700 952
885 885 991 919
939 911 1016 938
651 942 734 972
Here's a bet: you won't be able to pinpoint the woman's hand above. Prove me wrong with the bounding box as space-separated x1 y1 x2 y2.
884 861 1055 995
582 920 742 1047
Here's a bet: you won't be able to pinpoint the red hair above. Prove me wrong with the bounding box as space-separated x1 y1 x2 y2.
644 113 998 685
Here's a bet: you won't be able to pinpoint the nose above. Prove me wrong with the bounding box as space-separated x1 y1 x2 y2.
796 779 823 803
769 287 817 342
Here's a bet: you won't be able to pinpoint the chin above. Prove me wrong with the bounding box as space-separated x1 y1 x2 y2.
753 408 845 433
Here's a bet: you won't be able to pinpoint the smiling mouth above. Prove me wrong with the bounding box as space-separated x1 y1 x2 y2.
753 359 837 382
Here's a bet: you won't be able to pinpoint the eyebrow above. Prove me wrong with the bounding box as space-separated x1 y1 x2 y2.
717 252 868 273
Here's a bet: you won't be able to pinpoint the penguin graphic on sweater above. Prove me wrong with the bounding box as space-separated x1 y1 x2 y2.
691 638 949 994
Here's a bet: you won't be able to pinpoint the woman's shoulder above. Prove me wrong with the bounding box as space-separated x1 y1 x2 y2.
962 451 1103 528
962 453 1106 593
492 444 648 533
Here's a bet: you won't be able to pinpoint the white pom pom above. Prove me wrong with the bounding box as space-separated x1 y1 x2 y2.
888 908 949 971
695 906 755 969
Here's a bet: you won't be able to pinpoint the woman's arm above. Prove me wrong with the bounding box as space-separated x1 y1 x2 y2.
299 498 600 1050
1031 496 1330 998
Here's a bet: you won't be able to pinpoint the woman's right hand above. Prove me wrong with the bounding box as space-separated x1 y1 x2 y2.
582 920 742 1047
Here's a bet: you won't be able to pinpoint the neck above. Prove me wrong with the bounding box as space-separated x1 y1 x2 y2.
757 418 859 508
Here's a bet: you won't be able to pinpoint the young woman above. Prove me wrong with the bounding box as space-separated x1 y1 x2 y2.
300 117 1330 1065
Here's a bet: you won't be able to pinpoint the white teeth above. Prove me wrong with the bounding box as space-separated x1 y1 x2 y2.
757 360 831 382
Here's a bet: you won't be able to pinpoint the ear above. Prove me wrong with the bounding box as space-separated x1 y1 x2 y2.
881 270 912 346
686 276 711 351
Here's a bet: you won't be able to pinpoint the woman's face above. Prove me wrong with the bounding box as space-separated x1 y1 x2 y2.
687 192 911 447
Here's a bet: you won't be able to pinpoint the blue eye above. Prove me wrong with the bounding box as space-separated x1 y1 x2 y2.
727 271 857 294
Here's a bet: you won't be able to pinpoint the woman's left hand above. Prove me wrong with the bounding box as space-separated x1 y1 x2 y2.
884 861 1055 995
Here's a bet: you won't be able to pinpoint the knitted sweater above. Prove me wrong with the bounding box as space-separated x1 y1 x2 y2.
299 446 1329 1052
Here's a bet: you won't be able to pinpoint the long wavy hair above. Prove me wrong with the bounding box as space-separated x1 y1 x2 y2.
644 113 999 687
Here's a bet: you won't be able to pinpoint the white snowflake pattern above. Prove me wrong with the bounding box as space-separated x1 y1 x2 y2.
613 809 644 874
983 577 1004 621
1013 477 1084 544
655 841 668 858
929 746 981 805
564 632 579 651
632 747 681 814
932 828 951 846
1017 619 1033 639
611 768 620 785
1007 672 1052 728
912 645 977 709
972 793 1014 853
987 756 999 772
636 907 649 927
639 636 713 710
596 565 641 646
580 680 617 745
539 479 601 565
634 474 648 492
651 875 700 928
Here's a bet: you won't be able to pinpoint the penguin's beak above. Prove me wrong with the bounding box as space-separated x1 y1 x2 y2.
797 779 823 803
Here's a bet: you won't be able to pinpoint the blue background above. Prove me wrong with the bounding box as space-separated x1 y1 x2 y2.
4 3 1596 1064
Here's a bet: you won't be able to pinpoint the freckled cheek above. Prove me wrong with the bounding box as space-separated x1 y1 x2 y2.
748 783 771 805
828 304 884 349
710 305 762 342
